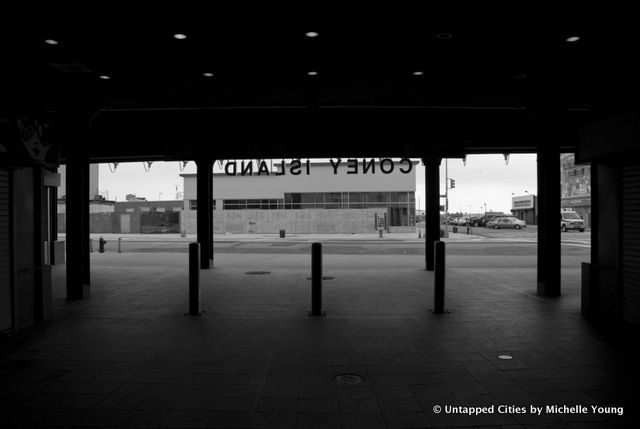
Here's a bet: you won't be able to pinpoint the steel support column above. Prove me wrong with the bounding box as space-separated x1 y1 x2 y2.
65 155 90 299
81 161 90 285
423 158 442 271
50 186 58 265
537 145 561 296
196 159 213 269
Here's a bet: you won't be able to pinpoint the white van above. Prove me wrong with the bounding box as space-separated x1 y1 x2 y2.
560 209 585 232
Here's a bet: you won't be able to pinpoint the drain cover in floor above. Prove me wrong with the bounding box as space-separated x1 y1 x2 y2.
245 271 271 275
333 374 366 385
306 276 335 280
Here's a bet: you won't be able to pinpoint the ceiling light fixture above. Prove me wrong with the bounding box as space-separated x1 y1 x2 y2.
413 71 424 76
44 39 59 45
436 32 453 40
173 33 187 40
305 31 319 38
203 72 214 77
565 36 580 43
307 71 318 76
99 75 111 80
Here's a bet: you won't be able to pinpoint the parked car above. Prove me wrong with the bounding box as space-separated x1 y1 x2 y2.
467 216 481 227
477 213 506 227
486 216 527 229
560 210 585 232
448 216 462 225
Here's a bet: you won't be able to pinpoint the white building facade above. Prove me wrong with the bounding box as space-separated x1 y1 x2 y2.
181 159 417 234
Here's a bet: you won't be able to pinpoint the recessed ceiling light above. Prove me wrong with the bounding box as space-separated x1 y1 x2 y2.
305 31 319 38
307 71 318 76
44 39 59 45
566 36 580 43
203 72 214 77
173 33 187 40
413 71 424 76
436 33 452 40
99 75 110 80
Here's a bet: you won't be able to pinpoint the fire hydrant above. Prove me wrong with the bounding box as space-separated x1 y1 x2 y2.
98 236 106 253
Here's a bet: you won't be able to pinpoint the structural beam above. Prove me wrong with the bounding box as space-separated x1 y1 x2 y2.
196 159 213 269
423 158 442 271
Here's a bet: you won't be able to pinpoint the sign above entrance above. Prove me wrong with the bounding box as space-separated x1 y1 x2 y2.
512 195 535 210
223 158 414 176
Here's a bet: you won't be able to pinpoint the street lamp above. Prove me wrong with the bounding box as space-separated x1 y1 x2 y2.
158 192 163 201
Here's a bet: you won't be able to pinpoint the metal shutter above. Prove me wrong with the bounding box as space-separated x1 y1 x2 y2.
622 165 640 324
0 168 12 333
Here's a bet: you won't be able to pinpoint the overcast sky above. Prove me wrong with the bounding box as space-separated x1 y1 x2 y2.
97 154 537 214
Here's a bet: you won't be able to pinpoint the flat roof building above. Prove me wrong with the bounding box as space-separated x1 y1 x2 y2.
180 159 417 234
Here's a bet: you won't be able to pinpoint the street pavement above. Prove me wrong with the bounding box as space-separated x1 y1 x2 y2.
62 225 591 247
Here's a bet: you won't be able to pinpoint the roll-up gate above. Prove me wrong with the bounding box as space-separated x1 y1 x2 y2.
0 168 12 333
622 164 640 324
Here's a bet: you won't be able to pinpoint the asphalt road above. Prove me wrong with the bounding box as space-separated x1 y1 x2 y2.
86 238 590 269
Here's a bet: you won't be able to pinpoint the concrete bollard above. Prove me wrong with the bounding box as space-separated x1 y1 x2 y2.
188 242 201 316
311 242 323 316
434 241 446 314
118 237 122 253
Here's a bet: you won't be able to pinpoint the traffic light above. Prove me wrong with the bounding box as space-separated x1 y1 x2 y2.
450 179 456 189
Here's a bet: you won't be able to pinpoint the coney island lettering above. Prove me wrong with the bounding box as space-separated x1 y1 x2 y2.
224 158 413 176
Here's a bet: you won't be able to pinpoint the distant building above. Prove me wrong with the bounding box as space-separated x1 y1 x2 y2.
125 194 147 202
181 159 417 234
510 153 591 228
561 153 591 227
511 194 537 225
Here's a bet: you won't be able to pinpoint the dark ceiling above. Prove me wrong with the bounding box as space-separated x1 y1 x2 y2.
1 9 637 161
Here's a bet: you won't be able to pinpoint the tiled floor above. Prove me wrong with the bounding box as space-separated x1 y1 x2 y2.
1 252 638 428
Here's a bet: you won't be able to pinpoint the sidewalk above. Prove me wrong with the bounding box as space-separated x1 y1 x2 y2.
60 231 485 243
2 252 635 428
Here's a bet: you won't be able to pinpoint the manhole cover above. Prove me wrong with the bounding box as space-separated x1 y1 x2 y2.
333 374 366 385
306 276 335 280
498 355 513 360
245 271 271 275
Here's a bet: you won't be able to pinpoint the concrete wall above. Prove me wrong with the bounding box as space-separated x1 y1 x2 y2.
181 208 414 234
58 201 115 214
114 200 183 213
58 211 143 234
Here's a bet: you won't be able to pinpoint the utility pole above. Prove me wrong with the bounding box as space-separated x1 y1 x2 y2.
442 159 449 236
